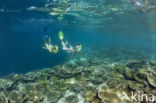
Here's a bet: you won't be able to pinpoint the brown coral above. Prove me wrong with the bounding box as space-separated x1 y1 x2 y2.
147 73 156 88
98 83 131 103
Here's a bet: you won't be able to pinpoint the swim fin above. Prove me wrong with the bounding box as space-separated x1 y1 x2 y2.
44 35 49 39
59 31 64 40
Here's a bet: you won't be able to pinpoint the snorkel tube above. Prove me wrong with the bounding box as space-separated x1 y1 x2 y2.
76 44 82 53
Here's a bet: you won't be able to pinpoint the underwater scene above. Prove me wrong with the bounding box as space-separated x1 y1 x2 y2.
1 0 156 103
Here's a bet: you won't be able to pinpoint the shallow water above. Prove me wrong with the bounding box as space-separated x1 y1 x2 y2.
0 0 156 77
0 0 156 102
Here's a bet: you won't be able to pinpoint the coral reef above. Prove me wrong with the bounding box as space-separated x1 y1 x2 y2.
0 46 156 103
98 83 128 103
0 92 8 103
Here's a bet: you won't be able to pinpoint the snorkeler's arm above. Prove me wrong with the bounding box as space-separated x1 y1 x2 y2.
69 44 73 48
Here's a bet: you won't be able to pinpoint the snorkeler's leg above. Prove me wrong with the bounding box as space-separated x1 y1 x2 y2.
42 43 48 50
47 37 55 49
61 40 67 50
48 37 52 44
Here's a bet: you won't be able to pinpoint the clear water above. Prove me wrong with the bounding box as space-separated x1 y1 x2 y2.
0 0 156 77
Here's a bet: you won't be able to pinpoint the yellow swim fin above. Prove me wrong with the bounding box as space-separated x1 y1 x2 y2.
59 31 64 40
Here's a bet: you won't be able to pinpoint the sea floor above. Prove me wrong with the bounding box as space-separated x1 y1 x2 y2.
0 45 156 103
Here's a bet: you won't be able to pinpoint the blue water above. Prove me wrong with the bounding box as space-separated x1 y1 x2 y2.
0 0 156 77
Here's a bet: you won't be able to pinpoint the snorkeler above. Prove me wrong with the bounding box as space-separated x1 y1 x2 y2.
59 31 82 53
42 27 58 54
42 35 58 54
